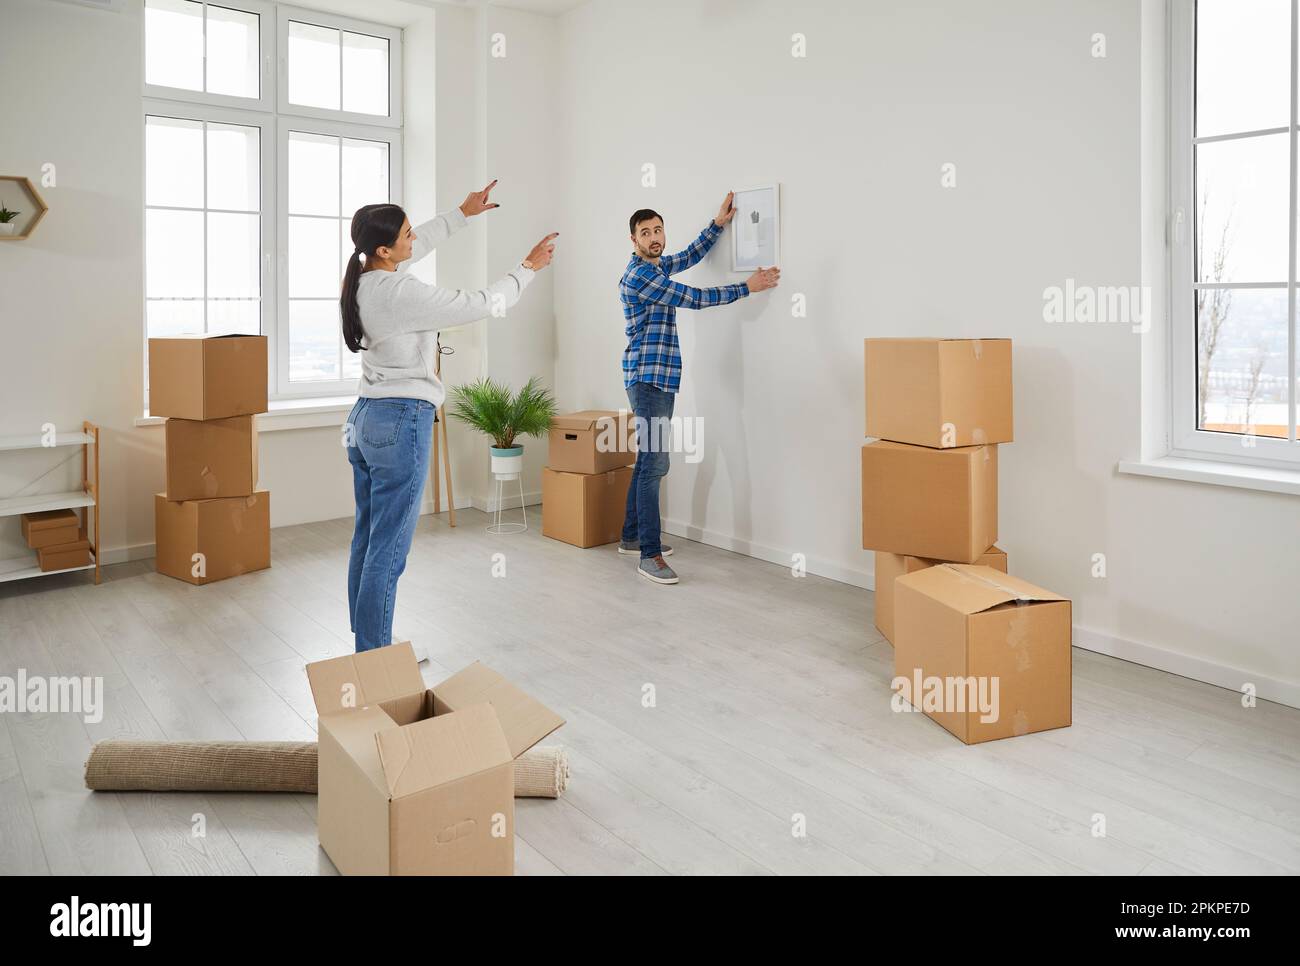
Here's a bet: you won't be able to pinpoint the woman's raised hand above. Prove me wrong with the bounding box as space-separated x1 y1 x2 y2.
523 233 559 271
459 179 500 218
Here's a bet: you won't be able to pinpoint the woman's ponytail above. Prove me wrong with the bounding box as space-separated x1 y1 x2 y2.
341 203 408 353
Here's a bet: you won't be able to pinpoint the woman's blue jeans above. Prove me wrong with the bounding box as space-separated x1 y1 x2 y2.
345 397 434 652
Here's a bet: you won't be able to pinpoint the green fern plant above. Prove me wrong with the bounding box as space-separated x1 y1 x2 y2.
0 205 20 224
447 376 557 450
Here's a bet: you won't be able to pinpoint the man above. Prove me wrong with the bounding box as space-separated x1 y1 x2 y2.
619 192 780 584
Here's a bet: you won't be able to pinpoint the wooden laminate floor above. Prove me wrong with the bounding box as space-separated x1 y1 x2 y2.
1 508 1297 875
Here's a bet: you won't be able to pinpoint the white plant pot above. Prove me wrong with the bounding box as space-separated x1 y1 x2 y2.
490 445 523 481
0 223 17 237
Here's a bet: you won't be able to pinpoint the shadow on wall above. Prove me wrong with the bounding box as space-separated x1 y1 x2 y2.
1000 342 1096 625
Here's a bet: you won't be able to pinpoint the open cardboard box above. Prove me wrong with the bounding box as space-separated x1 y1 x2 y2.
306 643 565 876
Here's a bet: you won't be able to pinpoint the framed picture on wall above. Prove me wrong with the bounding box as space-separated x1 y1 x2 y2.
731 183 780 272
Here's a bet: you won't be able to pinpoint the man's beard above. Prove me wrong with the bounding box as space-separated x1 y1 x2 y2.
639 242 663 259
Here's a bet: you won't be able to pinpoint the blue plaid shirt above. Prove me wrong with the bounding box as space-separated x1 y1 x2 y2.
621 221 750 393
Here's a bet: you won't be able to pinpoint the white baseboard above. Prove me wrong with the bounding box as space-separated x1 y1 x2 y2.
474 489 542 514
418 495 475 516
96 542 157 566
663 515 1299 710
1072 623 1300 710
660 515 875 589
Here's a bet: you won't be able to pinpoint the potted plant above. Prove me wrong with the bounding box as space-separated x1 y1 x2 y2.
447 376 557 480
0 205 20 236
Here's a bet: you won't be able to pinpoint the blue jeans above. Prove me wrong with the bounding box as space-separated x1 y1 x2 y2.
621 381 675 559
345 397 434 652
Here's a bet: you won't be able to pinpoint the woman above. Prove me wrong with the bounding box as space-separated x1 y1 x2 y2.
340 181 557 652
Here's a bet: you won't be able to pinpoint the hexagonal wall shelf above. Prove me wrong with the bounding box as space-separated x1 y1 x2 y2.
0 175 49 241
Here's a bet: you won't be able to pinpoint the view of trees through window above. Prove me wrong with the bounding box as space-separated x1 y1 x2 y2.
1193 0 1294 439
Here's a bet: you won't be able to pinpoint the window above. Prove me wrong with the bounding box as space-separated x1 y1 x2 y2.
1171 0 1298 466
143 0 402 404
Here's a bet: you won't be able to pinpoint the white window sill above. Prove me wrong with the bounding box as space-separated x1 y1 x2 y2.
134 395 357 433
1117 456 1300 497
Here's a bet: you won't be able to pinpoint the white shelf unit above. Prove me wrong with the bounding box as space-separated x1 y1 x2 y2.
0 422 101 585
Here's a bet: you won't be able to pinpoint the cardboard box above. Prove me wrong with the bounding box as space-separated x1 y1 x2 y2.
542 466 632 548
154 491 270 585
36 531 91 572
148 334 268 420
305 643 565 875
893 564 1071 744
865 338 1013 447
861 441 997 563
548 410 636 475
20 508 80 549
875 546 1006 645
164 415 258 501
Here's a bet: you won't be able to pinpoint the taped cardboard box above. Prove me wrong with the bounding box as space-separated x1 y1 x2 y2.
865 338 1013 448
861 441 997 563
874 546 1006 645
20 508 80 549
542 465 632 548
893 564 1071 745
548 410 636 475
36 531 91 572
154 490 270 585
164 415 258 501
148 334 268 420
305 643 565 876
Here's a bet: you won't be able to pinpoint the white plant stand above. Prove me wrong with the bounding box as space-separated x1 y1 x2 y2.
489 475 528 535
0 421 101 585
487 447 527 534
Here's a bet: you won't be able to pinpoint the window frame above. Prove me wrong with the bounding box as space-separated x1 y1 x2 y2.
1168 0 1299 468
275 116 403 398
276 4 403 130
141 0 403 406
141 0 276 113
142 99 276 393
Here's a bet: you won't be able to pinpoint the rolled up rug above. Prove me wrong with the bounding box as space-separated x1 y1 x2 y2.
85 740 570 798
85 740 318 794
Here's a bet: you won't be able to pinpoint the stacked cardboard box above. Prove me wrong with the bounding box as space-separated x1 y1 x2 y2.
149 334 270 585
541 411 635 548
18 508 91 572
862 338 1071 744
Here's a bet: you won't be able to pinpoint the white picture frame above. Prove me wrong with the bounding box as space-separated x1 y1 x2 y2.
731 183 780 272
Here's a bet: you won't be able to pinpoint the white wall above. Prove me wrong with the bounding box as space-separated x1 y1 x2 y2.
552 0 1299 703
0 0 554 566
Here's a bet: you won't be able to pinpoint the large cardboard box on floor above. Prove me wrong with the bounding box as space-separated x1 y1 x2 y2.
148 333 268 420
154 490 270 584
164 415 258 501
305 643 565 876
875 546 1006 645
542 465 632 548
861 441 997 563
865 338 1013 448
893 564 1071 744
548 410 636 475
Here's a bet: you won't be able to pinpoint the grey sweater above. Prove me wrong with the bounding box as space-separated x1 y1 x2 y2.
355 206 535 408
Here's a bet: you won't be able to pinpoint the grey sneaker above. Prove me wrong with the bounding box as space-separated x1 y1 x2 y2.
619 540 672 556
637 555 679 584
